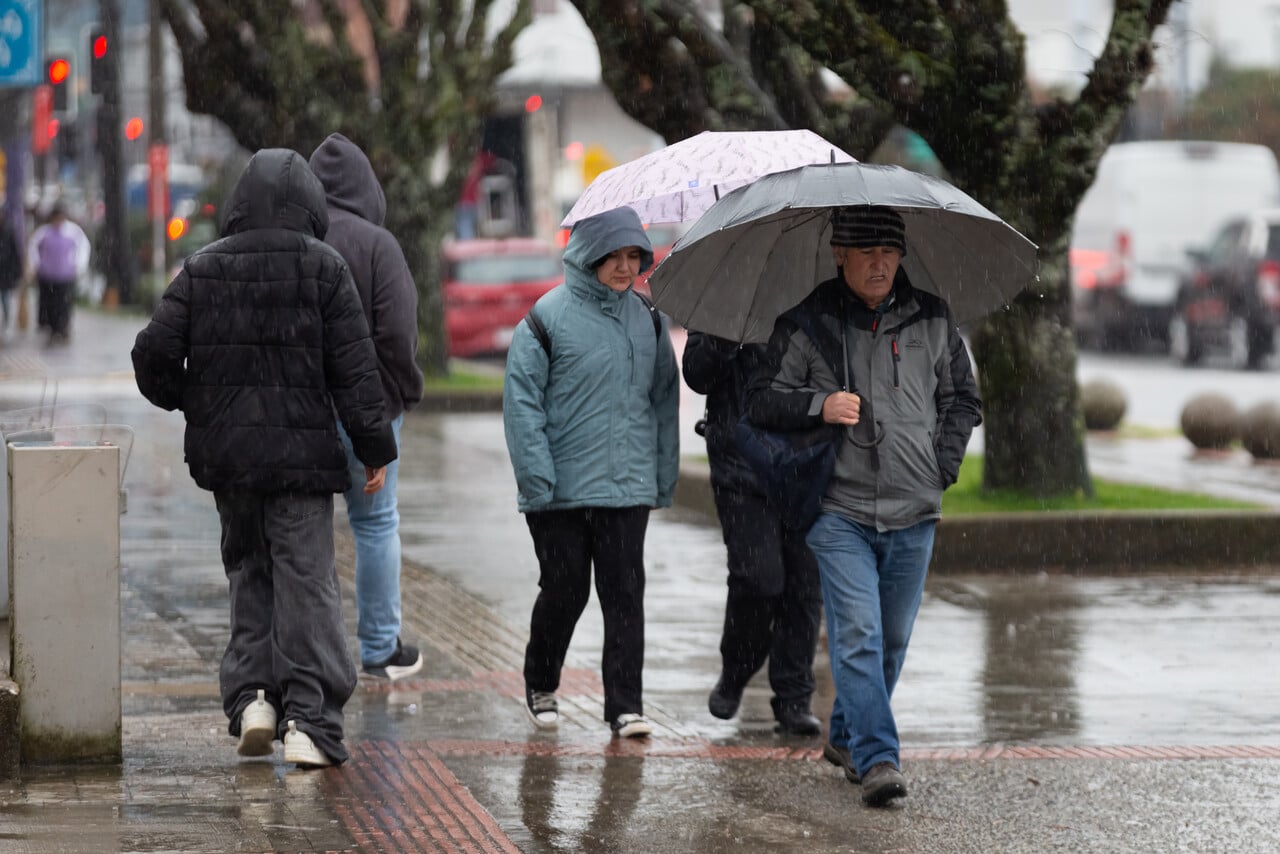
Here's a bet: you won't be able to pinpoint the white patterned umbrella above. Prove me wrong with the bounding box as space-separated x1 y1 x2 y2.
560 129 856 227
648 162 1040 343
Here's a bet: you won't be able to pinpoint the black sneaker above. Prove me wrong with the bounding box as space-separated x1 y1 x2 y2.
362 638 424 681
861 762 907 807
707 675 744 720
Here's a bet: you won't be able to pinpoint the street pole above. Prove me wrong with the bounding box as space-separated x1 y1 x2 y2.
148 0 166 291
97 0 134 305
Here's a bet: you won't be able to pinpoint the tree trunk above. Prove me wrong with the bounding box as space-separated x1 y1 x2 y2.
386 197 451 377
970 236 1091 497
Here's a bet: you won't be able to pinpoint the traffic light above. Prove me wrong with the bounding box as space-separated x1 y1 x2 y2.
46 56 73 115
89 28 108 95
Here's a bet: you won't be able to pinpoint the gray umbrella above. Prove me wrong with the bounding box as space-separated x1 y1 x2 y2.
647 161 1039 342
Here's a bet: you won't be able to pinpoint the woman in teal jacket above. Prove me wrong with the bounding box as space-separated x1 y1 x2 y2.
503 205 680 739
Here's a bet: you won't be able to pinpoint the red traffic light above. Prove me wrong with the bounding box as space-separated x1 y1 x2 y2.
48 58 70 85
89 28 108 95
124 117 144 140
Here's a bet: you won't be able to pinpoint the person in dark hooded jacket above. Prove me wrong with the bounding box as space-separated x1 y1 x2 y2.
682 333 823 737
309 132 425 682
132 148 398 770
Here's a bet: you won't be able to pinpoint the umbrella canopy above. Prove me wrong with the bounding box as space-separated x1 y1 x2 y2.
648 162 1039 343
559 129 855 228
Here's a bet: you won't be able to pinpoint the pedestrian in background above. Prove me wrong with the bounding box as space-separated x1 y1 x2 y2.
132 148 397 769
26 202 90 345
310 131 426 682
502 205 680 739
746 206 982 806
0 207 22 335
681 332 823 737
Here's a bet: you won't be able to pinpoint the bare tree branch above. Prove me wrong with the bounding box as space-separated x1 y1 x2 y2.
161 0 533 374
568 0 1175 496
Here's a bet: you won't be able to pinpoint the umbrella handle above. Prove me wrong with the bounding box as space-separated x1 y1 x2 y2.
847 420 885 449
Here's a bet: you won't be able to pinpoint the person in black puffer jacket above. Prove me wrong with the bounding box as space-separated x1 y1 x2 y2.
132 148 397 770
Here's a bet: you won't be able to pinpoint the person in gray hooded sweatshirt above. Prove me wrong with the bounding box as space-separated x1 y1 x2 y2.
503 205 680 739
309 132 426 682
132 148 397 769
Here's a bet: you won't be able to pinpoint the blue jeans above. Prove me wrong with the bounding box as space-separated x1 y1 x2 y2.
337 414 403 666
806 513 935 777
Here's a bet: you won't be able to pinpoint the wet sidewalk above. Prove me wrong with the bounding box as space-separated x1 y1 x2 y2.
1 311 1279 853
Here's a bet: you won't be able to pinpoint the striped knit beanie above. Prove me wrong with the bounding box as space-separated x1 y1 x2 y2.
829 206 907 256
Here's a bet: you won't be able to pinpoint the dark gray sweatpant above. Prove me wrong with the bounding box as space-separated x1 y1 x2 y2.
215 490 356 764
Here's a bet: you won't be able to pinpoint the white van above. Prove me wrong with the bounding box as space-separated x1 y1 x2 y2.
1070 140 1280 350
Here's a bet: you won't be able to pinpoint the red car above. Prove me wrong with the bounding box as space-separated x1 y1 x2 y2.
443 238 564 357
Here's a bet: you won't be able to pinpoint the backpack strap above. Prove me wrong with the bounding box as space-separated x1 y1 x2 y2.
633 290 662 341
523 309 553 357
523 290 661 359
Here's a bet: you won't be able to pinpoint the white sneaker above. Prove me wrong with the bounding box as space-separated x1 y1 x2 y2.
525 690 559 730
237 689 277 758
611 713 653 739
284 720 334 768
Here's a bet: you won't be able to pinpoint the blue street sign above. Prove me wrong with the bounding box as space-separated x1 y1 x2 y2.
0 0 42 88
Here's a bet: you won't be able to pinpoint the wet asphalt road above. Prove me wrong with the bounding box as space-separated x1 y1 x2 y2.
1 310 1279 853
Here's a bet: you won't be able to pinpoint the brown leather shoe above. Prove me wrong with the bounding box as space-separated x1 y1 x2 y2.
822 741 860 784
860 762 907 807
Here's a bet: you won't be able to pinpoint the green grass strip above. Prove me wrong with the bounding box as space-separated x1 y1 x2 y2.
942 456 1261 514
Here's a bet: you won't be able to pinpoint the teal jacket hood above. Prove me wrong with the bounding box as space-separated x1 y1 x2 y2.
563 206 655 282
500 209 680 514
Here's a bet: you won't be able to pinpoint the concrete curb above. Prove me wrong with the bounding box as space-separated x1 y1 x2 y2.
419 389 505 413
674 460 1280 574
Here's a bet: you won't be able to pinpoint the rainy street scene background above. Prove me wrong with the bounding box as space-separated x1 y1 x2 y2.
3 1 1280 853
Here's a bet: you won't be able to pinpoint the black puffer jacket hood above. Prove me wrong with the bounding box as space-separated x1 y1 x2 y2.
308 132 387 226
131 147 397 495
221 148 329 239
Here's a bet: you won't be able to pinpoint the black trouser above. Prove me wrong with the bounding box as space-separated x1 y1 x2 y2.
523 506 649 723
214 490 357 764
37 277 74 336
712 483 822 711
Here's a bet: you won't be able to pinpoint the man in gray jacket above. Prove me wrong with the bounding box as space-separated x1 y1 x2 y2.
746 206 982 807
310 132 425 681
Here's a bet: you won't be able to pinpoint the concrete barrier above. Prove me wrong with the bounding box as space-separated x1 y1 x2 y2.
7 442 122 763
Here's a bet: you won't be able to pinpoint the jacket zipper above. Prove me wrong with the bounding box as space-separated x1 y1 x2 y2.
891 337 900 389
